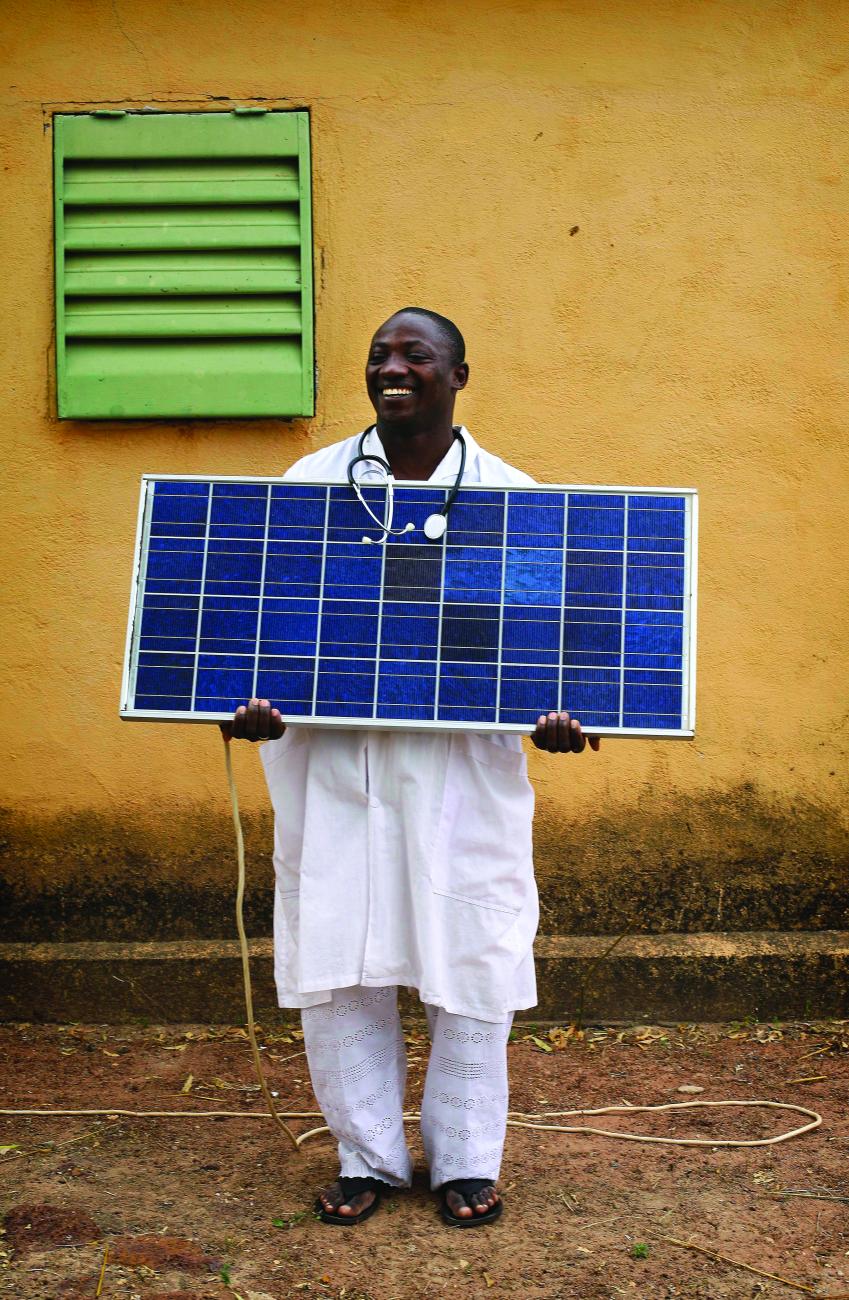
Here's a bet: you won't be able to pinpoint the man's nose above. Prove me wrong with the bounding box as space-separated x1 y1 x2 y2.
379 352 409 379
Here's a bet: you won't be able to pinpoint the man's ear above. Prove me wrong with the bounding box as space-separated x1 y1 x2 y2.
453 362 469 391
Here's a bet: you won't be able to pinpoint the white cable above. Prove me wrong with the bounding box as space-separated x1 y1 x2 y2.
224 737 299 1151
0 1101 823 1152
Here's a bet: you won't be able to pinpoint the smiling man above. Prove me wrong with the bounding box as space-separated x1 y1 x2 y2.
227 308 599 1228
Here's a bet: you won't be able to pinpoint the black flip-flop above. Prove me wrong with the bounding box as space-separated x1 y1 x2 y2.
440 1178 503 1228
314 1175 394 1226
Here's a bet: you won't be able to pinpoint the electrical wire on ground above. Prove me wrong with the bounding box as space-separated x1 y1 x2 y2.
224 734 299 1151
0 1101 823 1150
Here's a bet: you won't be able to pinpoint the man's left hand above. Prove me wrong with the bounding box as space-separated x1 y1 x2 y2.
531 711 601 754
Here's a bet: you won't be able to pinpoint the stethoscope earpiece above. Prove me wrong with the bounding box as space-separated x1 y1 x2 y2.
363 522 414 545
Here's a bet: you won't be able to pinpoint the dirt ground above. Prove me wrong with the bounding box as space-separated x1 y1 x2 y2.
0 1018 847 1300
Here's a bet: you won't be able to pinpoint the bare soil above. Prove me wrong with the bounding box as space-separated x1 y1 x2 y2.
0 1019 847 1300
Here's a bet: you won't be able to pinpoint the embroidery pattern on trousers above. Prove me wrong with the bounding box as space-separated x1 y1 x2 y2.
301 985 512 1190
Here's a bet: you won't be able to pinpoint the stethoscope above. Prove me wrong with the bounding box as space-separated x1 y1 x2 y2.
347 426 467 545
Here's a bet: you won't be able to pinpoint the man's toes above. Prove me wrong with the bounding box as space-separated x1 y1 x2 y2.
319 1187 342 1212
446 1190 473 1218
319 1182 378 1218
473 1187 498 1213
338 1191 375 1217
319 1180 356 1213
328 1190 371 1216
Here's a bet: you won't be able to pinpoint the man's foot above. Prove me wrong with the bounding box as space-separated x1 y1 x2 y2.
314 1175 392 1226
440 1178 503 1227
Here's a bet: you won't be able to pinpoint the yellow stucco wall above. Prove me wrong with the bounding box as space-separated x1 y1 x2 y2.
1 0 847 934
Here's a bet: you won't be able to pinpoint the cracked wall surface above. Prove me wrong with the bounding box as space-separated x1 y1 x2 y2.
1 0 847 933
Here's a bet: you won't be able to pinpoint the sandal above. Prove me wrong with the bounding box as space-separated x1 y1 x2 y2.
440 1178 503 1228
315 1175 394 1226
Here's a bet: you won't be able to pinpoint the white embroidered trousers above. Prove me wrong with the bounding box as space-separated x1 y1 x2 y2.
301 985 513 1190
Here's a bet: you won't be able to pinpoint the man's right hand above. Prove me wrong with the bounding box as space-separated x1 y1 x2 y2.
220 697 286 743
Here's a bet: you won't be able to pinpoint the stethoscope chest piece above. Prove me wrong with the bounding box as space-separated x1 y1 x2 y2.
423 513 448 541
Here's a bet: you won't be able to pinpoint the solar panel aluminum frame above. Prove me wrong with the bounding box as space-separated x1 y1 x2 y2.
120 475 698 738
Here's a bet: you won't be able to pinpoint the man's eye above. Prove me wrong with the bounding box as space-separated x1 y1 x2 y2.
409 353 431 362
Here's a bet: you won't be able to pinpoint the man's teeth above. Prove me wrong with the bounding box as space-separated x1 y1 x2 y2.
382 388 413 396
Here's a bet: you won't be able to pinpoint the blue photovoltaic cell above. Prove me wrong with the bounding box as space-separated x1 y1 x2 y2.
125 479 695 734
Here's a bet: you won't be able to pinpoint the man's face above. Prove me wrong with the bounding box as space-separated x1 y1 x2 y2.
365 313 468 432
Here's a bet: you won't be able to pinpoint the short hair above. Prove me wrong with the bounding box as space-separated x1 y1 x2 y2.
391 307 466 366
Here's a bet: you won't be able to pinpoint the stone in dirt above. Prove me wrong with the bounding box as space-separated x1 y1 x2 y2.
3 1204 100 1255
109 1234 219 1272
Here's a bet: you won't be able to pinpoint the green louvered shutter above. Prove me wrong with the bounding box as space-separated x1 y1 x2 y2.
54 110 313 418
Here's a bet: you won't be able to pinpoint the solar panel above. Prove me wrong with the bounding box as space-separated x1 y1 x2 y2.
121 477 697 736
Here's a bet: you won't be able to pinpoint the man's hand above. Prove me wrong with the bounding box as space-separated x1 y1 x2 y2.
531 711 601 754
220 698 286 743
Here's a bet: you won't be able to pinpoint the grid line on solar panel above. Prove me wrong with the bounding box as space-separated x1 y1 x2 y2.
617 498 629 725
310 487 332 712
183 483 213 711
250 485 272 700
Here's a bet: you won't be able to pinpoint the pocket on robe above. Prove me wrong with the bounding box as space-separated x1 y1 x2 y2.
429 733 534 916
273 882 302 998
261 728 312 879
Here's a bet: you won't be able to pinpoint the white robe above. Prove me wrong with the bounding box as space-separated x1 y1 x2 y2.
261 426 540 1022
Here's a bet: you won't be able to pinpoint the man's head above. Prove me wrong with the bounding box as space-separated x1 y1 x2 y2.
365 308 469 436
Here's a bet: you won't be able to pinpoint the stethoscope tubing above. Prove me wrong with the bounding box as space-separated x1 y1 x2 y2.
347 426 466 544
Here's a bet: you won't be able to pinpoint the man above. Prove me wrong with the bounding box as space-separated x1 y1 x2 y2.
226 308 600 1226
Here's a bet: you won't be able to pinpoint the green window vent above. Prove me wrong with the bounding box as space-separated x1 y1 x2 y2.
54 110 313 418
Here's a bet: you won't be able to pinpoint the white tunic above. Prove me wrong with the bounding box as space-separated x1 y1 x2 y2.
261 426 540 1022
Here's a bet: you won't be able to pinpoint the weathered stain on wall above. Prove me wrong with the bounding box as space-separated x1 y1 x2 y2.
1 0 847 935
1 786 847 943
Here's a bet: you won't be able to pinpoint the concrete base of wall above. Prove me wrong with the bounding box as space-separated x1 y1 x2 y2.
1 930 846 1024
